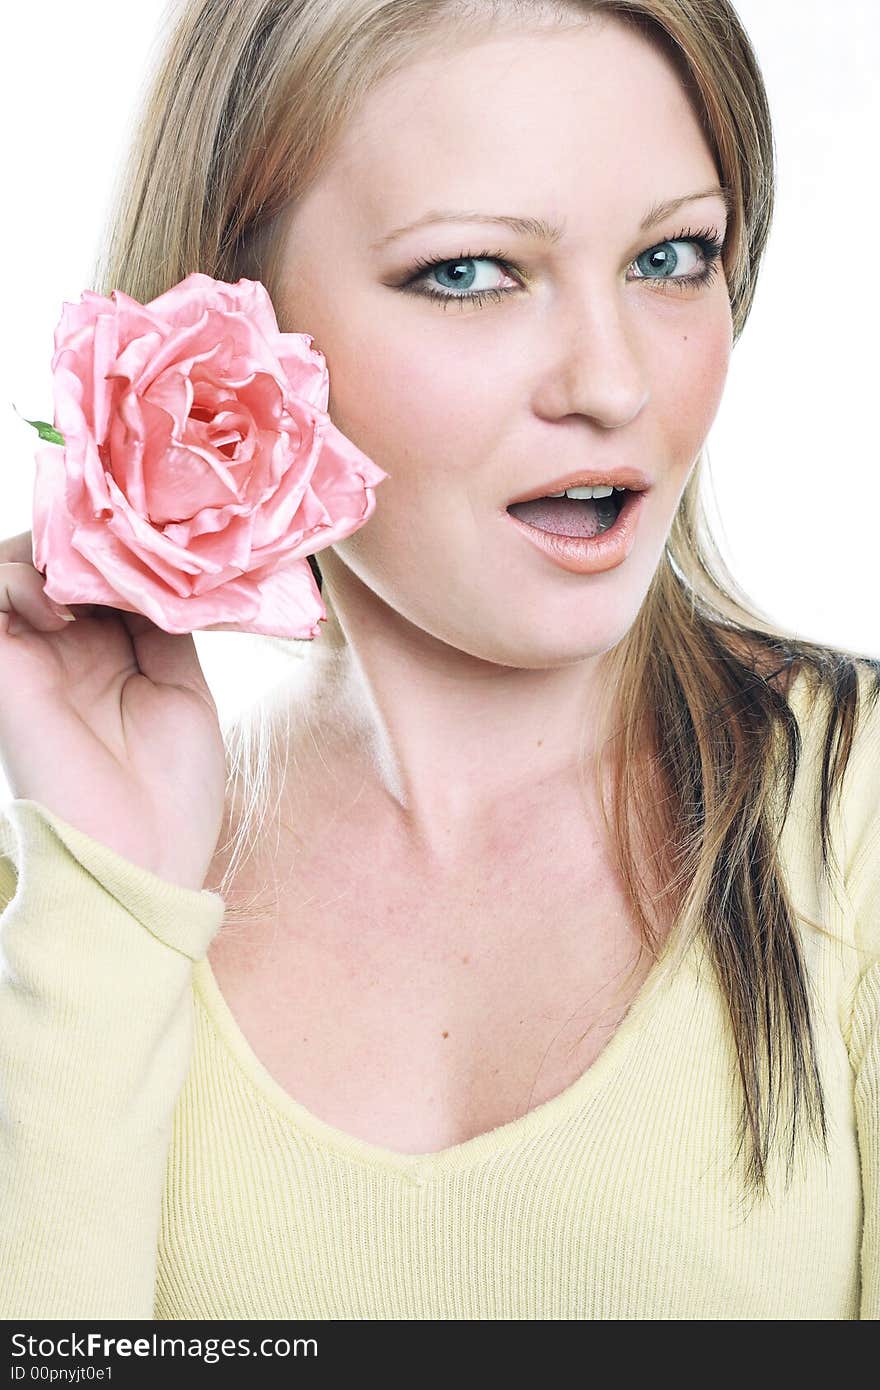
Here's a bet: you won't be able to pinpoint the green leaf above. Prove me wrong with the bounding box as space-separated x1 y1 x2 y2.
23 418 65 445
11 402 65 445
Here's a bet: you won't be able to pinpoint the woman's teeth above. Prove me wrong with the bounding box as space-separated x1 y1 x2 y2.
546 484 625 499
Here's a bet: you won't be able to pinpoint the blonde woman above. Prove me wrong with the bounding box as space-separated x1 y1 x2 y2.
1 0 878 1321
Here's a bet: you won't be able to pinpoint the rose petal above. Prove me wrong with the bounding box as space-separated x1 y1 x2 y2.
201 557 326 639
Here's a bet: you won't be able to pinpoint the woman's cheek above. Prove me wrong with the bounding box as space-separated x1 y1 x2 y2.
660 312 733 466
332 325 489 475
696 305 733 408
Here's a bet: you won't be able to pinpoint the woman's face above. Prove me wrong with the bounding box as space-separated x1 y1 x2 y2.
275 15 733 670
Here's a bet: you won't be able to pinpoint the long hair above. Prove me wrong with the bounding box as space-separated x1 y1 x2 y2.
89 0 880 1202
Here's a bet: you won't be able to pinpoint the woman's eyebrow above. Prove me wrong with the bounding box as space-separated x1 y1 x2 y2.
370 185 732 250
640 185 732 230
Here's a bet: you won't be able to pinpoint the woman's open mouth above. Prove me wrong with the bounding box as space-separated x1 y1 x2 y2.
504 487 647 574
506 488 626 538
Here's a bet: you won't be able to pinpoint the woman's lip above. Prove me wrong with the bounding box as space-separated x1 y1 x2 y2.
503 488 647 574
505 470 653 506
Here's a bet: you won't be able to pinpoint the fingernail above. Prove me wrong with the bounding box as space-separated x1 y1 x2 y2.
49 602 75 621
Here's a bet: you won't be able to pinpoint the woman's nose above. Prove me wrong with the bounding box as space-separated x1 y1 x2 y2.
535 284 649 430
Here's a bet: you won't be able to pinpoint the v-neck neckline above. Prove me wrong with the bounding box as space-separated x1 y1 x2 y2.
191 919 692 1182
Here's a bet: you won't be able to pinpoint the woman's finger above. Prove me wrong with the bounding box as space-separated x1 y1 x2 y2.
0 562 75 633
0 531 35 566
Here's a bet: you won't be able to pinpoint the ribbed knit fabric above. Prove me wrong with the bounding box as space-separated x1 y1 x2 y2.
0 665 877 1320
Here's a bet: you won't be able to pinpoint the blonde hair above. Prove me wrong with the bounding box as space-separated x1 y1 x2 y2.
91 0 880 1203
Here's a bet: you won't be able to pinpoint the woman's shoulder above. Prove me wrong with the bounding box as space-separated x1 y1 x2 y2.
836 659 880 893
783 654 880 755
0 802 16 914
782 655 880 957
785 652 880 789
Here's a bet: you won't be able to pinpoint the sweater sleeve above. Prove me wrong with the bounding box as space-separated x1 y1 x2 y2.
0 798 226 1320
841 668 880 1321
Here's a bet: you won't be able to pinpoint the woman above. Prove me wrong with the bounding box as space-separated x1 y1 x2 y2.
1 0 877 1320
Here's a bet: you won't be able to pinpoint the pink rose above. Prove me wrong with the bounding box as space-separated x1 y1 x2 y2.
30 272 388 638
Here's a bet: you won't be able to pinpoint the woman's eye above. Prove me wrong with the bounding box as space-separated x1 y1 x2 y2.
630 238 709 285
401 254 519 309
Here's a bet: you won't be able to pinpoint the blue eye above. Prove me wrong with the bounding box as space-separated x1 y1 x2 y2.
630 229 724 290
399 226 725 310
399 250 518 310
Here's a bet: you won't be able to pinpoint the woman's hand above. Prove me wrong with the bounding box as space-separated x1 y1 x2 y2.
0 530 228 891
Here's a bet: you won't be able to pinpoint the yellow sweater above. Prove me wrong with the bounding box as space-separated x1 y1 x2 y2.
0 665 878 1321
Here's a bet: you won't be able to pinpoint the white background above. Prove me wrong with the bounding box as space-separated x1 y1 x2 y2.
1 1 877 804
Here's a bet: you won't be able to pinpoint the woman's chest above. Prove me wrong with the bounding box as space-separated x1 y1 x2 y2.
206 851 664 1156
177 875 863 1321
